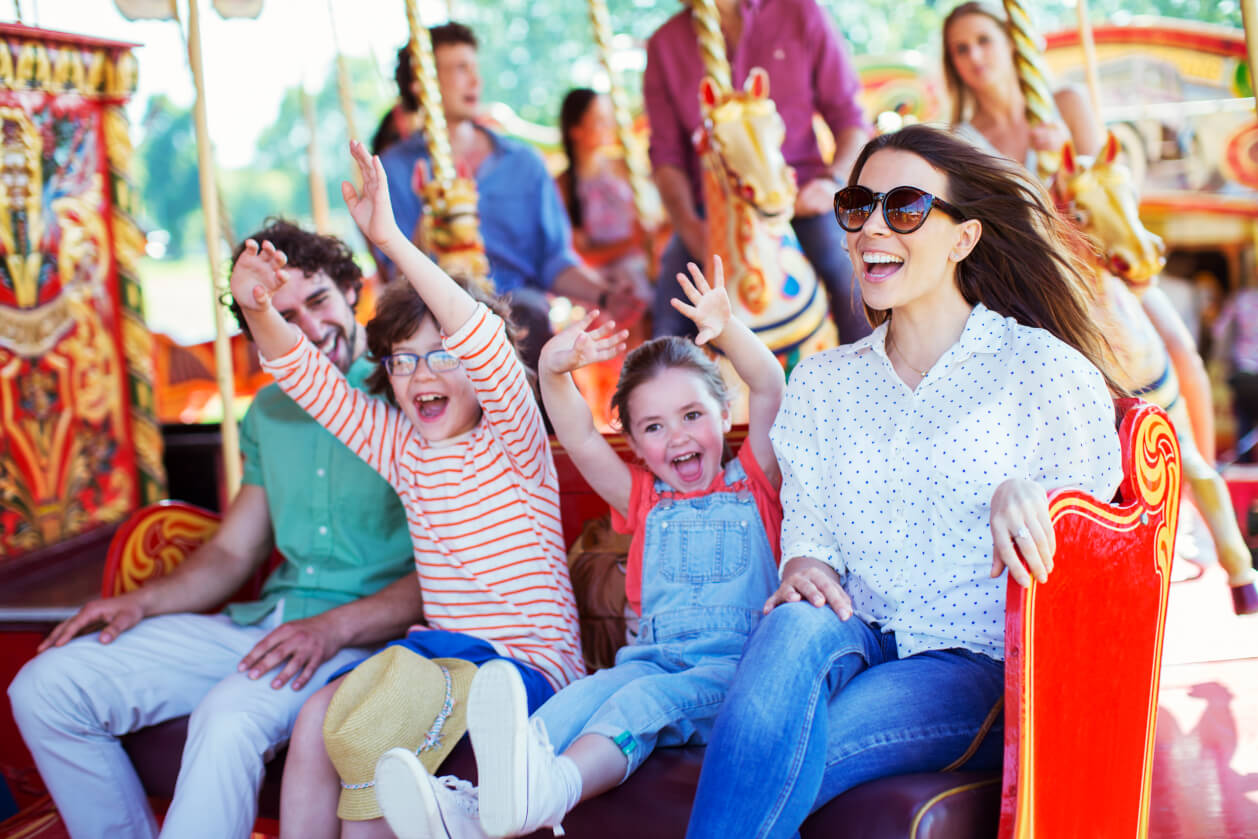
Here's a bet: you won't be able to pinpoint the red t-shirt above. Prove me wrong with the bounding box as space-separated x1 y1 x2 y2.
611 444 782 616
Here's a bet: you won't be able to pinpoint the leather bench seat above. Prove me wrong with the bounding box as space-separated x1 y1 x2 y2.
123 722 998 838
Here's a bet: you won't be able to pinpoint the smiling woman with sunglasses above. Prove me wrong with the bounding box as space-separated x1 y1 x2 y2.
686 124 1127 838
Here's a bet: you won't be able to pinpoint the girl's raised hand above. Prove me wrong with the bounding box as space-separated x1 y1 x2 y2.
229 239 289 313
670 255 732 346
342 139 400 247
539 310 629 376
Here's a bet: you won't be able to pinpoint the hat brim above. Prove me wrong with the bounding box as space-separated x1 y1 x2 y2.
335 656 478 821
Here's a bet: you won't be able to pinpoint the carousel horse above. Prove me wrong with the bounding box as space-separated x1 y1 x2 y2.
695 68 837 416
1053 133 1258 614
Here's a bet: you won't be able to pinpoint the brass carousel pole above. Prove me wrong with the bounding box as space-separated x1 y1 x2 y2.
302 87 332 233
1002 0 1059 178
1075 0 1103 123
587 0 657 253
1240 0 1258 265
326 0 361 186
689 0 732 93
402 0 491 287
186 0 241 496
1242 0 1258 119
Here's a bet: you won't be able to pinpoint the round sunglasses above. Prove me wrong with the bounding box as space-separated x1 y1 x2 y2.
833 185 967 234
382 349 461 376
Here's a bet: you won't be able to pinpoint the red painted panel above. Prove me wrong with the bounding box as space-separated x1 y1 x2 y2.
1000 401 1178 838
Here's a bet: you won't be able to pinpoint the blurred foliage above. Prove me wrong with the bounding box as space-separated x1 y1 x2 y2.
134 94 200 259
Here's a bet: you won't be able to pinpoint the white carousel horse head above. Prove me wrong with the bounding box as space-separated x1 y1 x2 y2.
1052 132 1166 288
693 68 835 364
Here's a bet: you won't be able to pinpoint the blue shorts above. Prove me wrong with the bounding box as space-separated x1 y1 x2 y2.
328 628 555 714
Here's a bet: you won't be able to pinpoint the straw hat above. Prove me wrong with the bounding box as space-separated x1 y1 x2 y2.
323 646 477 820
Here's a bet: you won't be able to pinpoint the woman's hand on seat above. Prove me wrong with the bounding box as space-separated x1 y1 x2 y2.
766 556 853 620
990 478 1055 586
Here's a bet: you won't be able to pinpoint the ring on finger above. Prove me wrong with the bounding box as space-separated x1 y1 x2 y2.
1015 525 1032 541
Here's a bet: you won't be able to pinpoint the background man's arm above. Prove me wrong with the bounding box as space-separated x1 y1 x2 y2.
654 165 706 260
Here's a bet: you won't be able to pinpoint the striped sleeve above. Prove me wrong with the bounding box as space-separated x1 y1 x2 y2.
260 337 407 487
445 305 552 490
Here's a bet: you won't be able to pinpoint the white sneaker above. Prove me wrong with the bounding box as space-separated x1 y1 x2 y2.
374 747 486 839
468 660 570 837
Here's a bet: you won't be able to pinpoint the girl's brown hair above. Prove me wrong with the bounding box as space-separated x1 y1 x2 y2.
610 337 728 434
941 1 1013 126
364 277 520 405
848 124 1124 393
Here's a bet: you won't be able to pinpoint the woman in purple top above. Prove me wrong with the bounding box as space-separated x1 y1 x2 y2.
643 0 873 344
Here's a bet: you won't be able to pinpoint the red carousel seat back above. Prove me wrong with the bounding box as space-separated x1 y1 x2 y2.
102 500 279 605
998 398 1178 838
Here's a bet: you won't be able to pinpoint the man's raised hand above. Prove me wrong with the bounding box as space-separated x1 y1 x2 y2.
229 238 289 313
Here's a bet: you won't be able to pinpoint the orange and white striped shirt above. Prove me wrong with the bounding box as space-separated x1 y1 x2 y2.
262 304 584 690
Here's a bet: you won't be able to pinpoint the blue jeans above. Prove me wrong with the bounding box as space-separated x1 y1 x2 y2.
535 455 778 779
685 602 1004 839
652 213 871 344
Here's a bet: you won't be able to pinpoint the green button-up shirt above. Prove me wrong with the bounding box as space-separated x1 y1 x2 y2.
224 356 412 626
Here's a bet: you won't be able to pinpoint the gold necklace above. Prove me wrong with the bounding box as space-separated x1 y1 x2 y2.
887 332 930 377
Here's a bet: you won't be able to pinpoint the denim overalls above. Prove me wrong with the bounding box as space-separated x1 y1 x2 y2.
535 456 778 778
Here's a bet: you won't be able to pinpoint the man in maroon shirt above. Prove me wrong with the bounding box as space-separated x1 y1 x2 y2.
644 0 872 343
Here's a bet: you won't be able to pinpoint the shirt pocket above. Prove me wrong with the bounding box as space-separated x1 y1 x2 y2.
656 519 752 585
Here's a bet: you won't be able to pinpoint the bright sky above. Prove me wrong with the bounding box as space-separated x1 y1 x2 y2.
10 0 449 167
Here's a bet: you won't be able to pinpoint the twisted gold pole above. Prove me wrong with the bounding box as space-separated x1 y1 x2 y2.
690 0 731 93
587 0 656 238
403 0 454 184
1002 0 1059 177
401 0 490 287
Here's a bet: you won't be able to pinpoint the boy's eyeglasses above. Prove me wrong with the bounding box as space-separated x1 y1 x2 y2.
833 185 967 234
381 349 461 376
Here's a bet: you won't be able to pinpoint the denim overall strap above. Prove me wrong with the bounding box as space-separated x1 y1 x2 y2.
637 456 779 645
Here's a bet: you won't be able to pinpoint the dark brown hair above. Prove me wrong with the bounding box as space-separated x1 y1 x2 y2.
558 88 600 231
941 1 1012 126
848 124 1124 393
227 219 362 342
610 337 729 434
395 22 479 111
363 276 519 405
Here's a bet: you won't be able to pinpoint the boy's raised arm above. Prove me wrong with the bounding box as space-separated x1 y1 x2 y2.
342 140 475 335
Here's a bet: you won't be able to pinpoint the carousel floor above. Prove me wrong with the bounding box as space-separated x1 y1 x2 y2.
2 515 1255 839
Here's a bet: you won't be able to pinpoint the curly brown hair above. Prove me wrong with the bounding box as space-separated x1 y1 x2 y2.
364 275 521 406
227 219 363 342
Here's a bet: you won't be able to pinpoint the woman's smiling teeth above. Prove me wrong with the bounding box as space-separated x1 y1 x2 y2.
862 251 904 279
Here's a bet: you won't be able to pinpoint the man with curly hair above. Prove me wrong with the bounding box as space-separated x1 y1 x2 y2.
8 220 416 839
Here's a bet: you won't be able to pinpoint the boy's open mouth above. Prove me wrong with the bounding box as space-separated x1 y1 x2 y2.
415 393 448 420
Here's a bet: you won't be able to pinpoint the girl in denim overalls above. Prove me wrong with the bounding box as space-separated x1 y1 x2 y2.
372 257 785 839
